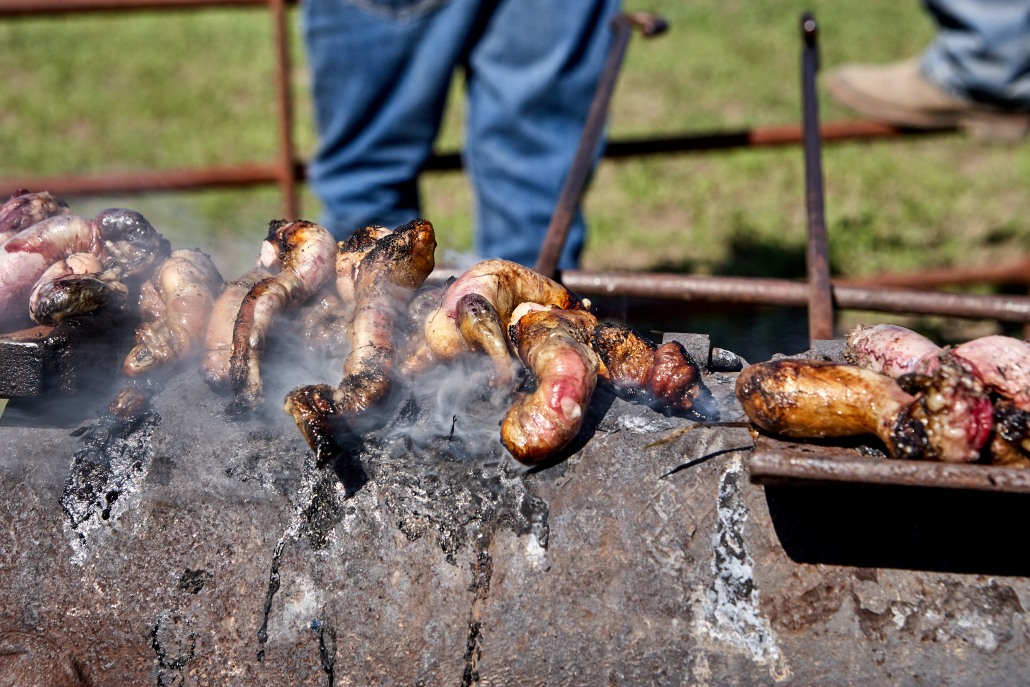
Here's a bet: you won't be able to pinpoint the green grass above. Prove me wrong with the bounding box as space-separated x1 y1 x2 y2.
1 1 1028 289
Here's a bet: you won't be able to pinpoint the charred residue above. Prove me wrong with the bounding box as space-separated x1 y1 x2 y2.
178 568 212 595
61 410 161 562
151 611 196 686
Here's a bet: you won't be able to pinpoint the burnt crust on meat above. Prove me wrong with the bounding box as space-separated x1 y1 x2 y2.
284 219 436 465
590 323 704 414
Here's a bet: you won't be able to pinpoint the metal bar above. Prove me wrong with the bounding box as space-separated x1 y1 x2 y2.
0 163 281 198
750 450 1030 494
558 270 1030 322
420 121 937 173
800 12 834 343
843 258 1030 289
534 12 668 280
0 0 283 15
269 0 298 220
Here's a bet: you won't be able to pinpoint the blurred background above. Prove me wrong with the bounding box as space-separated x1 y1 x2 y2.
2 0 1028 359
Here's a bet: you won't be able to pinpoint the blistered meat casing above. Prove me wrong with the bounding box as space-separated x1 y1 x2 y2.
735 360 929 459
230 220 336 409
648 343 704 412
952 335 1030 412
124 248 223 376
91 208 169 280
0 214 97 325
0 191 71 243
138 279 167 322
590 323 705 413
284 218 436 464
423 259 586 364
736 357 992 462
335 225 393 320
456 293 516 387
28 253 128 325
898 352 994 462
342 219 436 378
591 323 655 393
199 267 271 392
845 324 942 377
502 309 599 465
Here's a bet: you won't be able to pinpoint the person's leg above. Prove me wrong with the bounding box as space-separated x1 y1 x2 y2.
303 0 480 238
922 0 1030 109
463 0 621 270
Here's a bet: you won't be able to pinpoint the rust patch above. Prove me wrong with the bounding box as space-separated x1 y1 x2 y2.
770 577 849 632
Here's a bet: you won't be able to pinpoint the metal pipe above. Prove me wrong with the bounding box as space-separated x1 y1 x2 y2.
558 270 1030 322
800 12 834 342
0 163 282 198
751 450 1030 493
842 258 1030 289
269 0 298 220
534 12 668 280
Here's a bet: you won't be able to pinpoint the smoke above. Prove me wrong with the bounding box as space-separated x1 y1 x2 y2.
385 353 516 462
441 250 484 274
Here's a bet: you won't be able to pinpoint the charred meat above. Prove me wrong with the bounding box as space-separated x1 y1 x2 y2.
229 220 336 410
284 219 436 464
28 253 128 325
198 267 271 392
501 309 599 465
736 358 992 462
590 323 704 414
124 249 223 376
417 259 587 373
0 209 167 327
335 225 393 321
0 190 71 243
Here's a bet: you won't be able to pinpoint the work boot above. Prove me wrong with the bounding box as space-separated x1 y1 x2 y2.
826 58 1030 142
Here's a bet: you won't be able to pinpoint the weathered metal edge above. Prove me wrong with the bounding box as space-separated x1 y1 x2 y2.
750 449 1030 494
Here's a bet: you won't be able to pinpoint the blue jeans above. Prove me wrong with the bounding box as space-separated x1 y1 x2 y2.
303 0 621 269
922 0 1030 109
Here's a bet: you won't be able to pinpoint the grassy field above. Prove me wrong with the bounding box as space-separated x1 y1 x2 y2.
1 1 1028 351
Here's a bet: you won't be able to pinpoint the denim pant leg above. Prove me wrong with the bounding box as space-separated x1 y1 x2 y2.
303 0 481 239
921 0 1030 108
464 0 621 270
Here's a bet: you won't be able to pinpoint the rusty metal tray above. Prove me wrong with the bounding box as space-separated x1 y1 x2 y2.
749 436 1030 494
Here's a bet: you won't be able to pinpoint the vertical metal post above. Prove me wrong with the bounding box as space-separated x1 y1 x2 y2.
270 0 299 220
534 13 668 280
800 12 834 342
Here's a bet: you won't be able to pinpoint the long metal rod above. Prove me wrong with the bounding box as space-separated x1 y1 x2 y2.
558 270 1030 322
751 450 1030 493
0 163 282 198
0 120 927 199
269 0 298 220
843 258 1030 289
800 12 834 342
534 12 668 280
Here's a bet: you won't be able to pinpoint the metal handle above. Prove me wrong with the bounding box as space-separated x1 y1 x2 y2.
800 11 834 342
534 12 668 280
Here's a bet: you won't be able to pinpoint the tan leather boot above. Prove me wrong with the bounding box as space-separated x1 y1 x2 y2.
826 58 1030 142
